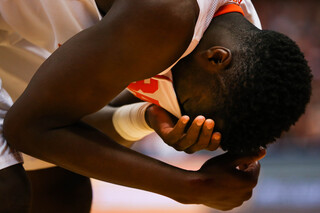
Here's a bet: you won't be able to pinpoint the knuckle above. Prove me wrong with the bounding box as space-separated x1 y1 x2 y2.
199 146 208 151
242 180 257 189
248 178 258 188
165 139 175 146
184 149 195 154
211 138 220 145
244 191 253 201
188 144 206 153
207 145 218 151
239 173 258 187
174 143 191 151
193 142 206 149
198 138 209 146
207 143 218 151
235 201 244 208
166 134 185 145
197 136 210 146
174 145 184 151
163 135 177 144
203 129 212 136
182 139 196 148
165 139 180 147
220 206 235 211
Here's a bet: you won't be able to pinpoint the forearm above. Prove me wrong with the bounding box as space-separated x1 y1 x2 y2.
82 89 152 147
4 120 190 202
82 105 135 147
83 102 155 148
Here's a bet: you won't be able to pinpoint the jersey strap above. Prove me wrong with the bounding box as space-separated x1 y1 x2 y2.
213 3 245 18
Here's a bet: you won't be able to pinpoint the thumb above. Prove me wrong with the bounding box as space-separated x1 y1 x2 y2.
147 105 176 130
200 149 266 171
231 149 266 168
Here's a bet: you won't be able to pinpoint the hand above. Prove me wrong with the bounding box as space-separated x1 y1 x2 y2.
183 149 266 210
145 104 221 153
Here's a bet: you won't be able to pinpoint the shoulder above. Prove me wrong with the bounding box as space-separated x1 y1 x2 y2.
92 0 200 79
118 0 199 19
110 0 199 43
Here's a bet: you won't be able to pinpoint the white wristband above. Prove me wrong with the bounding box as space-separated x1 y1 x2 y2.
112 102 154 141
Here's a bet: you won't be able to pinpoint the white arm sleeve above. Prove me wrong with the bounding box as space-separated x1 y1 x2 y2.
112 102 154 141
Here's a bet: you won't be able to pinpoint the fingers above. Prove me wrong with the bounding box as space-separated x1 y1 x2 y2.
185 119 215 153
231 149 266 167
202 150 265 174
206 132 221 151
161 114 221 153
162 116 189 144
234 161 261 185
211 149 266 168
229 151 264 185
174 116 205 151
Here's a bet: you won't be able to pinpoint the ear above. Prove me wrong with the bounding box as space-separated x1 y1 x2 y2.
199 46 232 73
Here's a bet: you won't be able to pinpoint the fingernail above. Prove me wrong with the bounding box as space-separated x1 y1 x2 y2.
213 133 221 141
206 120 214 129
182 116 189 124
196 116 205 126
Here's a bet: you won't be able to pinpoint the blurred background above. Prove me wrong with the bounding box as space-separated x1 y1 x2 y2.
91 0 320 212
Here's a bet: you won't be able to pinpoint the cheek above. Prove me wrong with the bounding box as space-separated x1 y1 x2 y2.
183 97 215 118
181 100 197 118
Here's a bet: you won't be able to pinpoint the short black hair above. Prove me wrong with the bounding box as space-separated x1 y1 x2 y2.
218 30 312 153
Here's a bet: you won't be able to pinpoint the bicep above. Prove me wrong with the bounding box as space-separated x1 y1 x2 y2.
12 1 195 129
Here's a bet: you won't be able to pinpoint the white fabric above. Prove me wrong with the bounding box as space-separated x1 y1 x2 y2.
127 71 182 118
0 79 23 170
112 102 154 141
0 0 101 170
0 0 101 53
240 0 262 30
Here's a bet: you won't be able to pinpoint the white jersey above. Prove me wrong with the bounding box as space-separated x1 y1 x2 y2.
0 80 22 169
0 0 102 170
0 0 260 170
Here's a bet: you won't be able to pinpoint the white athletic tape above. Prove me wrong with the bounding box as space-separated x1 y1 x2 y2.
112 102 154 141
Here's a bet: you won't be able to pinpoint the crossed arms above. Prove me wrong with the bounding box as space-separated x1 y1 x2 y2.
3 1 263 210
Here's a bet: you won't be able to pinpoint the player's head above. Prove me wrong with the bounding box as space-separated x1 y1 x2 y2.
172 13 313 153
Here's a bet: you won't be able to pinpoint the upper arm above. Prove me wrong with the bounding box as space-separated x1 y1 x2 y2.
6 0 197 131
108 89 141 107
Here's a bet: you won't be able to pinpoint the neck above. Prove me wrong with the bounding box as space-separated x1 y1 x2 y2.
198 13 259 52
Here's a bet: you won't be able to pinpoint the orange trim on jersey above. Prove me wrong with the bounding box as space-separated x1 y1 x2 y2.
213 4 244 18
153 75 173 82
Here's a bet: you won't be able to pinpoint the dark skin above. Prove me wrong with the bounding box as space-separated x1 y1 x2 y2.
172 12 247 121
83 90 222 152
3 0 265 210
0 164 30 213
26 167 92 213
155 12 258 150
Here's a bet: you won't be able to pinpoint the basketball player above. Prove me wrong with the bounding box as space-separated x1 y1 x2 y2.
0 0 312 212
